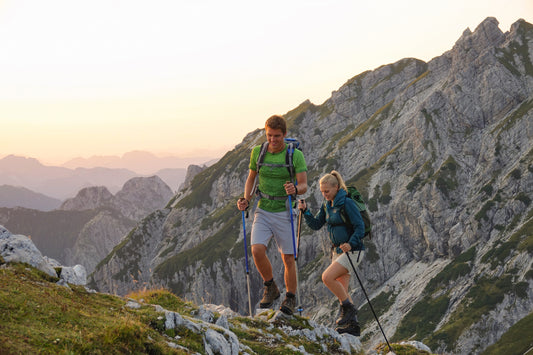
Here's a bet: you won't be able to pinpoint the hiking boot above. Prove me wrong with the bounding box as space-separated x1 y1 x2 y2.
335 304 343 323
336 320 361 336
259 280 280 308
336 303 358 326
280 292 296 315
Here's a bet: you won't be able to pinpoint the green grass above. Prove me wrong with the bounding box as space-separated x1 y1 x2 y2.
481 217 533 267
392 293 450 343
425 246 475 293
1 261 439 355
481 311 533 355
0 262 183 354
392 247 477 345
426 275 514 351
358 291 397 329
433 156 458 198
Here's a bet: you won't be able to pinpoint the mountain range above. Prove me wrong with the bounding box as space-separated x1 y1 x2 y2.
0 153 197 200
87 17 533 354
0 185 62 211
0 175 174 274
61 150 218 174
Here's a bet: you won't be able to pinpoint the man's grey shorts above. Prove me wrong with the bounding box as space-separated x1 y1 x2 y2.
251 208 297 255
332 249 364 272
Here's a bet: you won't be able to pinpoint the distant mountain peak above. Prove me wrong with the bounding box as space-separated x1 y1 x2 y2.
62 150 217 174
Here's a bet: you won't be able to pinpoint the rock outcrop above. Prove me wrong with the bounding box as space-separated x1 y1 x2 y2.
0 225 87 285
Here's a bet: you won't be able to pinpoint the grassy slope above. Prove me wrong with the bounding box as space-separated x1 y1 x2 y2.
0 262 434 355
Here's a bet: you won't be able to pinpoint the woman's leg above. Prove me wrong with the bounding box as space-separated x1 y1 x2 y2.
322 262 350 302
336 273 352 303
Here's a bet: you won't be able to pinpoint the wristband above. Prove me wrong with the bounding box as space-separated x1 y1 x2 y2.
295 186 299 195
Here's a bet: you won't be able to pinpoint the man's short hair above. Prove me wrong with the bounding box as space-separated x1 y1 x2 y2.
265 115 287 134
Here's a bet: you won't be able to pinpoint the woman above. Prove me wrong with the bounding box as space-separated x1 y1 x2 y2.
298 170 365 335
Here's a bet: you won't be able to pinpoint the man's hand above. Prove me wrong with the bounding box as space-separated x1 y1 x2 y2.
237 197 249 211
284 181 298 196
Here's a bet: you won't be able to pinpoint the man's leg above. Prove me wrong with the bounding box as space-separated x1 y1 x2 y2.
279 253 297 315
251 244 273 282
252 243 280 308
282 253 297 294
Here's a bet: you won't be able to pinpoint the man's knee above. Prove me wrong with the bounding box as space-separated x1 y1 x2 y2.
282 254 295 266
252 244 267 258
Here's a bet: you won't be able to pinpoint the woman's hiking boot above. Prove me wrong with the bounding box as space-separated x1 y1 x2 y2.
259 279 280 308
336 320 361 336
336 302 358 326
280 292 296 315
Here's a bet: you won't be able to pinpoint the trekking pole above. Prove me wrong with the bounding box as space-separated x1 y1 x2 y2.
241 211 253 317
346 252 392 352
295 204 304 315
287 193 301 315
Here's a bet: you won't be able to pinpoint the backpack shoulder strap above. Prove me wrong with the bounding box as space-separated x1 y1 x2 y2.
286 142 295 182
339 196 349 225
256 142 269 171
251 142 269 197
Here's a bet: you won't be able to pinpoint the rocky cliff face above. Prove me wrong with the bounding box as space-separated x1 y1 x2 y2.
89 17 533 354
1 176 174 274
61 175 174 221
61 176 174 272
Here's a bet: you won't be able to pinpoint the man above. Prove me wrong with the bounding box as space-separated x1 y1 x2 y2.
237 114 308 315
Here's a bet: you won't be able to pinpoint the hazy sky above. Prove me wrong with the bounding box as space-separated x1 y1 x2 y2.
1 0 531 165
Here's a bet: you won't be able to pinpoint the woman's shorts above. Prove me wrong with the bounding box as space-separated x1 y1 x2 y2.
251 208 297 255
332 249 364 273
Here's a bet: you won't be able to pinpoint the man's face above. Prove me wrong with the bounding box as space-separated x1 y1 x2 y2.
266 127 286 153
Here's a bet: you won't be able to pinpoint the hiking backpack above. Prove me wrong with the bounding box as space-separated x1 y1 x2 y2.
256 138 301 181
340 186 372 238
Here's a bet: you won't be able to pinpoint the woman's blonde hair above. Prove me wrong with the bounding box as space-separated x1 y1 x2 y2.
319 170 347 191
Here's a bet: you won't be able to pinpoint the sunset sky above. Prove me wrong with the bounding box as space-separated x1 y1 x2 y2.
1 0 531 165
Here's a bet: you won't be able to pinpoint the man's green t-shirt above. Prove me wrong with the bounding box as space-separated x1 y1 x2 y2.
250 143 307 212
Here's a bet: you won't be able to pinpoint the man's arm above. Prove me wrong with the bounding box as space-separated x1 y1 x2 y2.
244 169 258 201
295 171 307 195
237 169 257 211
284 171 307 196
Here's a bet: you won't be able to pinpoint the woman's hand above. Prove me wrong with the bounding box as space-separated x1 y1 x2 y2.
298 199 307 211
340 243 352 253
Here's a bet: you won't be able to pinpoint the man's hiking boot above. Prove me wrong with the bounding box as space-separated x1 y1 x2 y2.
336 302 358 327
259 280 280 308
336 320 361 336
280 292 296 315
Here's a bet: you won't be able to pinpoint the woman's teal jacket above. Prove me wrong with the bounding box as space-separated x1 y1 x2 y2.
303 188 365 252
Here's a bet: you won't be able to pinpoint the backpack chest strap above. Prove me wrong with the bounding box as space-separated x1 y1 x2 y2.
256 190 288 201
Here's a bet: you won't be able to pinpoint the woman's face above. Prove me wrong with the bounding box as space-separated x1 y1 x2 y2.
320 182 338 202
